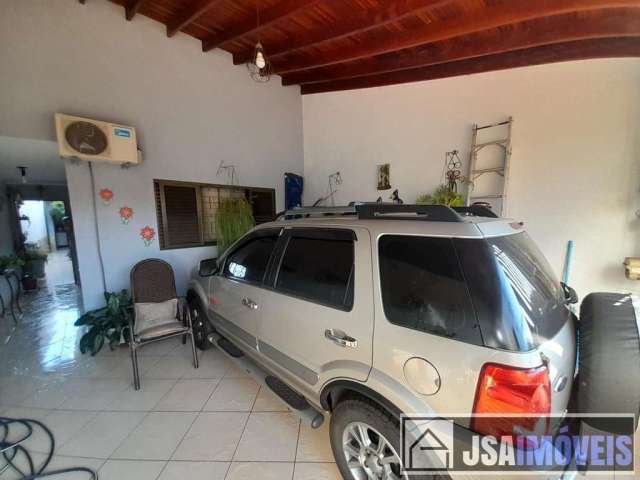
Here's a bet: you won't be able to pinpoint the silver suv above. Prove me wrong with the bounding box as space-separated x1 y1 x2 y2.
187 204 578 479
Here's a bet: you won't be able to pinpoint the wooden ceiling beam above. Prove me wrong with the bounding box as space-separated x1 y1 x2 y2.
125 0 145 21
233 0 453 65
300 37 640 94
275 0 639 74
167 0 224 37
283 8 640 85
202 0 320 52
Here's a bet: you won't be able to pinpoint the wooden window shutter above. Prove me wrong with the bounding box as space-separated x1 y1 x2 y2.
158 182 203 248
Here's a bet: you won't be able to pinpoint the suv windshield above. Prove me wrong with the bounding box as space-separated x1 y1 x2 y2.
455 232 569 351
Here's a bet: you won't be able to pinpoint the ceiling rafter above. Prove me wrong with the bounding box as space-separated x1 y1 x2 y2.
283 7 640 85
274 0 639 74
125 0 145 21
201 0 321 52
166 0 224 37
232 0 454 65
300 37 640 94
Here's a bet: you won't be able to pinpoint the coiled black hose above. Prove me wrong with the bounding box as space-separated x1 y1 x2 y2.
0 416 97 479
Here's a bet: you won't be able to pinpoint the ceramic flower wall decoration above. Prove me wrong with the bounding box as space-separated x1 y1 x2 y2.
140 226 155 247
99 188 114 205
119 206 134 224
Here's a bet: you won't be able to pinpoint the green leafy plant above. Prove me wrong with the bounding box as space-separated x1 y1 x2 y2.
49 201 66 228
0 255 25 273
416 185 466 207
74 290 132 356
215 197 255 253
22 248 48 263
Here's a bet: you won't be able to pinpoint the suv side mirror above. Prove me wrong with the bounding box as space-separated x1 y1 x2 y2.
198 258 218 277
561 282 578 304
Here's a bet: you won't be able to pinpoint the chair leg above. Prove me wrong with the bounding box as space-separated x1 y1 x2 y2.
130 344 141 390
190 331 199 369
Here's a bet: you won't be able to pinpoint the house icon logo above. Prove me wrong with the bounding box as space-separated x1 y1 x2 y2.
402 416 454 472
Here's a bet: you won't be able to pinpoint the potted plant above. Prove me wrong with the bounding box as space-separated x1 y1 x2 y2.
22 248 48 279
74 290 132 355
416 185 466 207
0 255 25 275
215 197 255 253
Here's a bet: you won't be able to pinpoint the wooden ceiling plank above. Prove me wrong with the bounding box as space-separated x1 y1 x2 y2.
275 0 639 74
125 0 145 21
233 0 453 65
202 0 320 52
283 8 640 85
167 0 224 37
300 37 640 94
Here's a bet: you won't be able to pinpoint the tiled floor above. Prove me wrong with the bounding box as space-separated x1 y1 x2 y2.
0 285 340 480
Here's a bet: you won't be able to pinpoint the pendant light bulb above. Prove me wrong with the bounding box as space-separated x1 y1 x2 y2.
255 43 266 69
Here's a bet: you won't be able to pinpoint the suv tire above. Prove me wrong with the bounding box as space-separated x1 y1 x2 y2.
188 296 213 351
330 396 448 480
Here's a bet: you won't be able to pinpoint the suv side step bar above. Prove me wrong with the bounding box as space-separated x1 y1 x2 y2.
207 332 325 429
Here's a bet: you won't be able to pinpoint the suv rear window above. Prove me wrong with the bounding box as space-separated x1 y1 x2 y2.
276 233 354 310
378 235 482 345
455 232 569 351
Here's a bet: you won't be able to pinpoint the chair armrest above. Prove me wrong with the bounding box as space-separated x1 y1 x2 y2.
125 306 136 344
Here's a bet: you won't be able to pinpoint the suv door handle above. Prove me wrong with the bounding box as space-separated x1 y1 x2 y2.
325 329 357 348
242 297 258 310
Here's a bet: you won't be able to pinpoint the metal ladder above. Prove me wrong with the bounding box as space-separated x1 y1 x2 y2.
466 117 513 215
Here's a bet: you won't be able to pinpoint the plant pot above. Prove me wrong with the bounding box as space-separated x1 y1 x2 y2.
22 275 38 291
30 259 46 278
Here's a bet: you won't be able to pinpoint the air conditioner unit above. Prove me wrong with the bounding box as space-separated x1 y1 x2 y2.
54 113 141 165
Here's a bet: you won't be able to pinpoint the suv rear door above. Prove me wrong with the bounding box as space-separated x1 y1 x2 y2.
256 226 373 398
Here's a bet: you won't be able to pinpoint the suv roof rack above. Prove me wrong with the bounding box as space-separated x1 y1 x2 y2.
452 205 498 218
277 203 497 222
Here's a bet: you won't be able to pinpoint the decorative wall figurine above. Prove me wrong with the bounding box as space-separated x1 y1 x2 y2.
390 189 404 204
140 226 155 247
377 164 391 190
119 206 134 224
99 188 114 205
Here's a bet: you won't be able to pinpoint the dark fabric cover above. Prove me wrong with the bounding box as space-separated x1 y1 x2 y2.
285 172 303 210
130 258 177 304
578 292 640 433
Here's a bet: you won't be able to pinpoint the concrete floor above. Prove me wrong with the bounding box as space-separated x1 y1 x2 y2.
0 285 340 480
44 249 75 288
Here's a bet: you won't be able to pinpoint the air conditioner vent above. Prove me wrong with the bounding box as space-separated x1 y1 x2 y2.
64 121 109 156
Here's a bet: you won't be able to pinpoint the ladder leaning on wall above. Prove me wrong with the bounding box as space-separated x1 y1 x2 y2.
466 117 513 216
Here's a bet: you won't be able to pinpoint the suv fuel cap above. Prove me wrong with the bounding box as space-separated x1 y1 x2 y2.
403 357 441 395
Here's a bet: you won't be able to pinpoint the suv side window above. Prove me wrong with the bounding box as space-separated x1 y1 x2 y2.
223 233 279 284
378 235 482 345
275 230 354 310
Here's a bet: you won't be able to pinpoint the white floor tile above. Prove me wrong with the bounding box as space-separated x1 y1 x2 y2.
293 462 341 480
99 459 166 480
234 412 300 462
107 379 177 411
154 379 219 412
157 460 229 480
20 377 70 409
30 409 98 453
252 387 289 412
203 379 259 412
58 411 146 458
225 461 294 480
183 352 230 379
173 412 248 461
143 356 193 379
296 420 334 462
111 411 197 460
59 378 130 410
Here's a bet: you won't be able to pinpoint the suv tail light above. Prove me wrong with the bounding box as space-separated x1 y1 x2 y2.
471 363 551 439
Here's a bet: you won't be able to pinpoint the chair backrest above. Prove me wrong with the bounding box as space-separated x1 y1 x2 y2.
130 258 177 304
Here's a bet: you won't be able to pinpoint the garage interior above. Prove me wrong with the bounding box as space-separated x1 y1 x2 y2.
1 0 639 479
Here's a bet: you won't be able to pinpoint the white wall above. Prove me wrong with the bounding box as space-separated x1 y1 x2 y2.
19 201 49 250
1 0 303 309
303 59 640 297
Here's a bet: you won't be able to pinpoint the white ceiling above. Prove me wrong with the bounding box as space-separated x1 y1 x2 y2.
0 136 66 185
